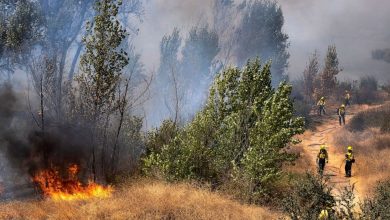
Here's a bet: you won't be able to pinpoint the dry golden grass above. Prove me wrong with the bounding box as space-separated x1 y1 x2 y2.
333 128 390 196
0 180 278 220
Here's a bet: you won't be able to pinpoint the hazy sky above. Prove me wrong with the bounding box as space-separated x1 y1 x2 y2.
134 0 390 82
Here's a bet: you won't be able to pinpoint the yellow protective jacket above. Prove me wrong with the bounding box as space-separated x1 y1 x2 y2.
338 107 346 115
317 150 328 161
317 100 326 106
345 152 354 162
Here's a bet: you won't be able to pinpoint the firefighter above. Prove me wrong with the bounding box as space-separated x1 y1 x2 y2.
345 146 355 177
318 209 329 220
317 97 326 116
344 90 351 106
337 104 346 126
317 145 328 175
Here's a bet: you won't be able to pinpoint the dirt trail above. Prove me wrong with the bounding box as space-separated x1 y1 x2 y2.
299 103 377 199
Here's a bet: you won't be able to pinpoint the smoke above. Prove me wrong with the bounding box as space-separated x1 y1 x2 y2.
0 85 93 199
372 49 390 63
135 0 390 82
278 0 390 81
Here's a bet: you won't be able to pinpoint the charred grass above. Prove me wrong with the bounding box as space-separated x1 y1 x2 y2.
0 179 276 220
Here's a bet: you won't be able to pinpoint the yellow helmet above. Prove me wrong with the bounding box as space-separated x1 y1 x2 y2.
320 145 326 150
321 97 325 100
347 146 353 151
341 104 345 108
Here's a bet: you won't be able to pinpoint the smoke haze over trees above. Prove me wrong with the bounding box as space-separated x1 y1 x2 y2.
136 0 390 81
0 1 390 219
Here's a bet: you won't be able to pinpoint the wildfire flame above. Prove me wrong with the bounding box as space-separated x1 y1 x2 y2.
33 164 113 201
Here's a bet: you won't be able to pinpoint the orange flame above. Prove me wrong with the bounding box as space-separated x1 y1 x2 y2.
33 164 113 201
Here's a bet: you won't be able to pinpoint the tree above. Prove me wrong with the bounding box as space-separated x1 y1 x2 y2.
144 59 304 201
157 28 181 86
0 0 43 80
180 25 220 116
234 0 289 85
303 51 319 102
151 25 219 125
318 45 340 97
77 0 129 181
156 28 183 124
181 25 220 87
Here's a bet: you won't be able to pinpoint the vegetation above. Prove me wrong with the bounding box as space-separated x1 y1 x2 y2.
144 59 305 203
317 45 340 98
235 0 289 84
0 180 276 220
302 51 320 103
347 104 390 132
282 173 335 220
355 76 380 104
0 0 390 219
361 179 390 219
0 0 43 80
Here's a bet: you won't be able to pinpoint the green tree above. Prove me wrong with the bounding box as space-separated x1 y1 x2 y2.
303 51 319 102
318 45 340 96
0 0 43 79
144 59 304 201
235 0 289 85
77 0 129 180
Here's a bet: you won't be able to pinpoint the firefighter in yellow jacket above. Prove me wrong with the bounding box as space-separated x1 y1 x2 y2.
317 97 326 116
345 146 355 177
344 90 351 106
317 145 329 175
337 104 346 126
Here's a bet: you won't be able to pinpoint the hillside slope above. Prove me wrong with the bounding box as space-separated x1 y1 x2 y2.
296 103 382 199
0 180 277 220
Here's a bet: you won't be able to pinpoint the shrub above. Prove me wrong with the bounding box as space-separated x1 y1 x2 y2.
361 179 390 219
282 172 335 220
347 104 390 132
355 76 380 104
143 59 305 202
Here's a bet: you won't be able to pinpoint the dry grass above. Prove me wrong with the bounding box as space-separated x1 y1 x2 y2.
333 128 390 196
0 180 278 220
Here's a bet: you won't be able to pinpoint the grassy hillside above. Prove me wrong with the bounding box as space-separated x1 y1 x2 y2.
0 180 277 220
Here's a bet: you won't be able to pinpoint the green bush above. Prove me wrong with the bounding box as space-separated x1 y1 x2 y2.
282 173 335 220
347 104 390 133
355 76 380 104
143 59 305 202
361 179 390 219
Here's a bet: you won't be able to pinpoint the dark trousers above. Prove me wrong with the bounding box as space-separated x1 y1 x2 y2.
345 161 352 177
345 99 351 106
318 159 326 175
339 114 345 125
318 106 326 115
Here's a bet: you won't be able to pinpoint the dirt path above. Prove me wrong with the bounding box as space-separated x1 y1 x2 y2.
299 104 377 199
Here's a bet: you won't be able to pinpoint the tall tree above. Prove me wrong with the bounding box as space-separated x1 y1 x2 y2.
0 0 43 80
77 0 129 181
157 28 181 87
180 25 220 116
319 45 340 97
144 59 304 202
234 0 289 85
181 25 220 87
303 51 319 102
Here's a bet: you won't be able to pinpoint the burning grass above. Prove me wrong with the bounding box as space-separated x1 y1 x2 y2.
0 179 277 220
33 164 113 201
